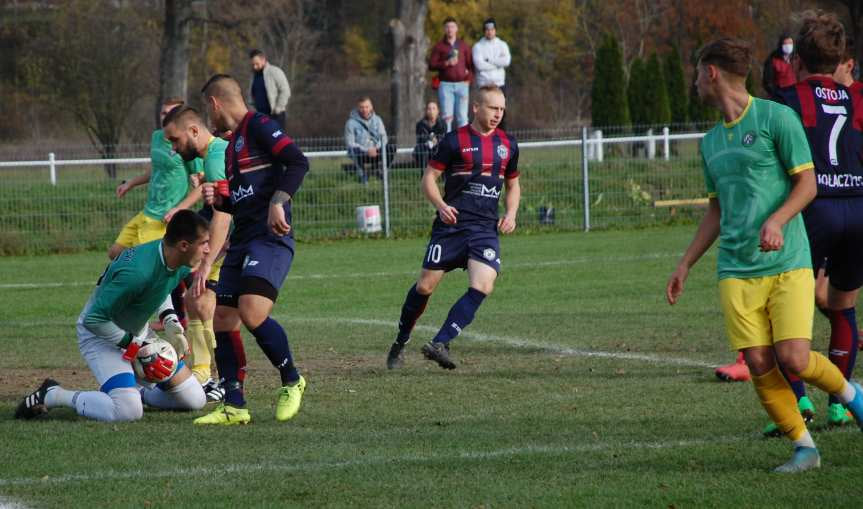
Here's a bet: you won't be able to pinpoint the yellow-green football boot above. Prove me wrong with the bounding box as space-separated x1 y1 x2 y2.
193 403 251 426
275 376 306 421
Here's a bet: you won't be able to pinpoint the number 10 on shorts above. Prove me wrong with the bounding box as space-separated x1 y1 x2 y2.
427 244 442 263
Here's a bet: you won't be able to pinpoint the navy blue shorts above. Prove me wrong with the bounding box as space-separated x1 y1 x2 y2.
803 197 863 291
216 235 294 306
422 224 500 273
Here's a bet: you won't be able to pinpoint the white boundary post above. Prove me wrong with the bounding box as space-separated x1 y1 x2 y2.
663 127 670 161
581 127 590 232
49 152 56 186
381 144 391 237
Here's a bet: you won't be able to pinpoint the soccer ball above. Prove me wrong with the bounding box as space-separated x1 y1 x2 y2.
132 339 179 383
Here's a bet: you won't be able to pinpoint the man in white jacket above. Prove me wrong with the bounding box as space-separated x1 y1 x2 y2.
472 19 511 126
249 49 291 129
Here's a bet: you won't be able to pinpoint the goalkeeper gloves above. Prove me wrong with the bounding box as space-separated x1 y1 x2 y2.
160 311 189 359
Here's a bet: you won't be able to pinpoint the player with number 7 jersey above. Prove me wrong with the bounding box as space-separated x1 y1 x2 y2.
771 18 863 431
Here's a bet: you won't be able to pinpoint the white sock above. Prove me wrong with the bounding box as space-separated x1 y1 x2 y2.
836 381 856 404
44 386 78 409
793 430 816 450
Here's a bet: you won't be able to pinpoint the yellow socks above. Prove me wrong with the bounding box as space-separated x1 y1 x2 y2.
797 351 847 395
752 365 806 441
187 319 212 383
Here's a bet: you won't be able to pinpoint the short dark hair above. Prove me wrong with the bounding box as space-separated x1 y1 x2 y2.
443 17 457 25
163 97 185 108
164 210 208 246
161 106 202 128
796 10 845 74
697 38 752 78
249 49 264 59
201 74 242 100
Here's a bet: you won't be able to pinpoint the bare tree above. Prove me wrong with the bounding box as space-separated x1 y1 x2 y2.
24 0 157 177
157 0 195 126
257 0 322 85
390 0 428 156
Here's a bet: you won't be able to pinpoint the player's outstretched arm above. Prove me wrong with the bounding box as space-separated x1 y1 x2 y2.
192 209 231 297
421 165 458 224
498 176 520 234
759 169 816 252
666 198 720 305
164 183 203 222
116 170 151 198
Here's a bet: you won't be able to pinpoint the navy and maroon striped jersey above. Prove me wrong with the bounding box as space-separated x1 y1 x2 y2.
774 77 863 197
429 125 519 226
222 112 309 243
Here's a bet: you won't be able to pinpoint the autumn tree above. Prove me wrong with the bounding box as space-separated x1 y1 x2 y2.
644 53 671 126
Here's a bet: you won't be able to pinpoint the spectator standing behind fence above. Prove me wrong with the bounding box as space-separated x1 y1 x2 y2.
413 101 447 169
762 34 796 97
472 18 511 129
429 17 473 131
344 96 396 184
248 49 291 129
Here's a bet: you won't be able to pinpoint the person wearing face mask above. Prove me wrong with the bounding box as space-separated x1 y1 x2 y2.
763 34 797 98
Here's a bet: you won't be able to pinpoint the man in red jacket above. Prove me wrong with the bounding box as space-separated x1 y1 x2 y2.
429 17 473 131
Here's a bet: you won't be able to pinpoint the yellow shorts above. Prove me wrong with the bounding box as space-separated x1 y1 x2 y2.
207 255 223 282
718 268 814 351
114 212 166 248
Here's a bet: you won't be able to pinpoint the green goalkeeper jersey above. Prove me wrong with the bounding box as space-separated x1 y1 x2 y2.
82 240 191 344
143 129 203 220
700 96 814 280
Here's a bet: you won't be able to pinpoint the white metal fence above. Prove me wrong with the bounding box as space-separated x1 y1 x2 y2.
0 126 710 253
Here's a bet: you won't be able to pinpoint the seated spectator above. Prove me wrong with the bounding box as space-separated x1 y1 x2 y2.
413 101 447 169
344 96 396 184
762 34 796 97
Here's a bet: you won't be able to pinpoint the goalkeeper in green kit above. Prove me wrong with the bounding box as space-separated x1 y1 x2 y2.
14 211 210 422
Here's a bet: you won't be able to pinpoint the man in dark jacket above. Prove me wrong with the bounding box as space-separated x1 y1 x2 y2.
414 101 447 170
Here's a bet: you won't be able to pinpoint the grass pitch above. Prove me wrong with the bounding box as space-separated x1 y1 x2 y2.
1 228 863 507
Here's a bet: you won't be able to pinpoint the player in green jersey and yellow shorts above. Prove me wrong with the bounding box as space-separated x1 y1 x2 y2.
109 98 203 260
665 37 863 473
163 106 235 402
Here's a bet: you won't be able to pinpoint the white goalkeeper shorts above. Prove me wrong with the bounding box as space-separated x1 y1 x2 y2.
76 313 136 393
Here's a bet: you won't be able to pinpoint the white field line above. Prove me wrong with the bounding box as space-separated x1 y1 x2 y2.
0 252 680 290
2 315 720 369
0 435 744 487
289 317 720 369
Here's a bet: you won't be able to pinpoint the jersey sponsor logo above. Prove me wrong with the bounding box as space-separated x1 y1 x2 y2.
231 184 254 203
234 136 245 152
815 87 849 102
464 182 501 198
461 146 479 153
272 130 283 138
817 173 863 189
497 145 508 159
483 248 496 261
742 131 757 147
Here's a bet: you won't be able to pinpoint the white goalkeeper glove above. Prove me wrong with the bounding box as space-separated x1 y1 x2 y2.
160 312 189 359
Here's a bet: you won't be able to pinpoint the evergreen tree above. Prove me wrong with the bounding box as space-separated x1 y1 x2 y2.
628 57 647 127
644 53 671 126
591 33 630 128
664 45 688 127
